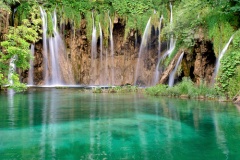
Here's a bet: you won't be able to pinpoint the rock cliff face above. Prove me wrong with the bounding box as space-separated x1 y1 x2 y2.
24 18 216 86
193 40 216 84
0 8 9 41
181 28 216 85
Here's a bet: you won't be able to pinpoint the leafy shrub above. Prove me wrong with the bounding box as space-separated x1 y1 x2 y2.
92 87 103 93
145 84 168 96
145 77 221 99
218 30 240 97
227 66 240 98
174 77 195 95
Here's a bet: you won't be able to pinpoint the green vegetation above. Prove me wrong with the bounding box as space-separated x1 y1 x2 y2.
0 6 41 91
92 85 139 93
217 30 240 98
145 77 223 100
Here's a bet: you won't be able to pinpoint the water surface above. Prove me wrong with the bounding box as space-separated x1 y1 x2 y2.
0 88 240 159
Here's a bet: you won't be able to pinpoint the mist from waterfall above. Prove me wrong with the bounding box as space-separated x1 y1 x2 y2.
134 17 151 86
168 52 184 87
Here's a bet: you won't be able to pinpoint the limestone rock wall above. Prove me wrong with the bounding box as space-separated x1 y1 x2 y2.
25 18 216 86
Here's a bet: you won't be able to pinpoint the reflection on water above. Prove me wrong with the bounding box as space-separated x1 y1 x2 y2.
0 88 240 159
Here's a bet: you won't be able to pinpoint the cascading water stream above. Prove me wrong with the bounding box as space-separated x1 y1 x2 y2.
90 12 97 85
169 2 174 52
28 44 35 85
212 34 234 84
108 13 115 85
161 2 176 60
105 49 109 84
40 7 74 86
134 18 151 85
168 52 184 87
49 10 63 85
99 23 103 84
152 15 163 85
40 7 49 85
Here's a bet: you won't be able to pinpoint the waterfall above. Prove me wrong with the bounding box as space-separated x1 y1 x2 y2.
134 18 151 85
99 23 103 84
8 55 17 86
152 15 163 85
28 44 35 85
168 2 175 57
49 10 63 85
90 12 97 85
108 13 115 85
40 7 49 85
105 49 109 85
168 52 184 87
161 2 176 60
40 7 74 86
212 34 234 84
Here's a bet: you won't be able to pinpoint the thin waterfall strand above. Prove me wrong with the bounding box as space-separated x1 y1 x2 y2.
105 49 109 85
162 2 176 59
134 17 151 85
40 7 49 85
91 12 97 84
212 34 234 84
8 55 17 86
28 44 35 85
153 15 163 85
168 52 184 87
108 13 115 85
49 10 63 85
99 23 103 84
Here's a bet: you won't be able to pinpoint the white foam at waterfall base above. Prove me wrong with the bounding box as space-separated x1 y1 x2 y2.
168 52 184 87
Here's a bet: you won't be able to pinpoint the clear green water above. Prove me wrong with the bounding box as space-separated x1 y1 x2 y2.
1 88 240 160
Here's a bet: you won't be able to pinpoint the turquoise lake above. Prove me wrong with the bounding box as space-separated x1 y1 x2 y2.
0 88 240 159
